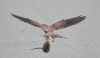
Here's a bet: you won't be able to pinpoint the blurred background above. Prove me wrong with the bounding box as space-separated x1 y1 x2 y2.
0 0 100 58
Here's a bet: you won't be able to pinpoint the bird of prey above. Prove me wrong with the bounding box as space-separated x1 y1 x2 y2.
11 14 86 42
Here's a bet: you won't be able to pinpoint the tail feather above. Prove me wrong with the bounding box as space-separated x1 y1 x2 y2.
51 34 68 39
55 34 68 39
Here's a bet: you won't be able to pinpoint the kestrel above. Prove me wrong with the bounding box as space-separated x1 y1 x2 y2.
11 14 86 42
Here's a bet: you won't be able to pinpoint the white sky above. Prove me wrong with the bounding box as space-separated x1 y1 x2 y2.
0 0 100 58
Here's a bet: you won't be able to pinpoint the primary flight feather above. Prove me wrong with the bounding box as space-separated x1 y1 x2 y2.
51 15 86 30
11 14 42 28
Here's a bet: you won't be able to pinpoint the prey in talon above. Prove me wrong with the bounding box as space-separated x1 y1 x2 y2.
30 42 50 53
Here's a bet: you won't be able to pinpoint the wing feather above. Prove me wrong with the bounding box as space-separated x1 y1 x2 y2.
51 15 86 30
11 14 42 28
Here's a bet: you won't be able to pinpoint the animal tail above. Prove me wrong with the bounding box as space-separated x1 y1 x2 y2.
30 47 42 50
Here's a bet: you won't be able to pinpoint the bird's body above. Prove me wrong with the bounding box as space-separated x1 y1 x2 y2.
40 24 68 42
11 14 86 42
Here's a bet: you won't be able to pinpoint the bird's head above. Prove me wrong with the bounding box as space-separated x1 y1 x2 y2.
42 24 50 33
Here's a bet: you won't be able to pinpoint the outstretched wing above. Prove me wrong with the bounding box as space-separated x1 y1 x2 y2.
51 15 86 30
11 13 42 28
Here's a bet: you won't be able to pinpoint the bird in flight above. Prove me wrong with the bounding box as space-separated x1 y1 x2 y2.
11 14 86 42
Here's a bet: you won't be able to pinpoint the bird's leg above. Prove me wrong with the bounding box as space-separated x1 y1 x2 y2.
46 36 49 42
41 35 50 42
52 38 54 42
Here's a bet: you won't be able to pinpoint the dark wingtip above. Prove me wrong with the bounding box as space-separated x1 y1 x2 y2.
10 13 17 17
10 13 23 20
78 15 86 19
10 13 14 16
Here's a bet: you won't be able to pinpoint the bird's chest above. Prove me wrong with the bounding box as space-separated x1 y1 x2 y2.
45 32 54 36
43 27 54 32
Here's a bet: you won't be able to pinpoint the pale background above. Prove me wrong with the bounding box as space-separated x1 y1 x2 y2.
0 0 100 58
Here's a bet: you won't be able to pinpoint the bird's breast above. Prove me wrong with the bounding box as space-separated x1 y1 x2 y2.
46 32 54 36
